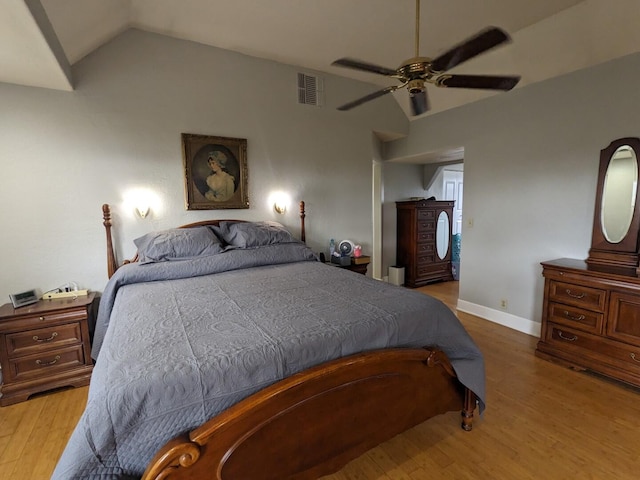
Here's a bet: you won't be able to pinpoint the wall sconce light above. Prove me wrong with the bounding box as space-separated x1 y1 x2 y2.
274 201 286 214
136 204 150 218
270 191 290 215
124 187 160 219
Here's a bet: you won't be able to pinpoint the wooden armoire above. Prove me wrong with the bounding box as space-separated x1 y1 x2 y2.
396 199 454 288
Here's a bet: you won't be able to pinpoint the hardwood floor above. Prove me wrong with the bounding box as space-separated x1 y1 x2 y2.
1 280 639 479
0 384 87 479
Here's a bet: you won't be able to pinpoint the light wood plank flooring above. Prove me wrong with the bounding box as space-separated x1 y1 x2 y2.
1 281 639 479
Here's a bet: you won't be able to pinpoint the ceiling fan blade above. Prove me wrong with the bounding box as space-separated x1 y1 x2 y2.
436 74 520 91
332 58 398 77
409 89 429 116
337 85 401 111
430 27 511 73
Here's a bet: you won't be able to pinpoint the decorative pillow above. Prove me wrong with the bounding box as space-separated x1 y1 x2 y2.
134 226 225 262
216 221 297 248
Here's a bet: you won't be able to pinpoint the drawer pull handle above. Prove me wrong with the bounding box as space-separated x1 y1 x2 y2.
33 332 58 343
563 311 586 322
558 331 578 341
39 316 45 321
631 353 640 363
565 289 586 299
35 355 61 366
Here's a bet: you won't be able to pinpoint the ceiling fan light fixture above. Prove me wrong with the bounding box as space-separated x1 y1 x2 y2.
409 89 429 116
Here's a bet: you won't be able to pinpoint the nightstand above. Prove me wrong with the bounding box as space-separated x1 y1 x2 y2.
327 256 370 275
0 293 96 406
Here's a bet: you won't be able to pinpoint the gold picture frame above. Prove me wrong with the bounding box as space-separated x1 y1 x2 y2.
182 133 249 210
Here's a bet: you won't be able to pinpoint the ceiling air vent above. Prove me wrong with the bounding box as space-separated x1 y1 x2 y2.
297 73 323 106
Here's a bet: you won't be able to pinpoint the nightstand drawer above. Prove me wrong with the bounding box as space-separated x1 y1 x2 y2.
6 322 82 357
0 309 87 332
8 345 86 382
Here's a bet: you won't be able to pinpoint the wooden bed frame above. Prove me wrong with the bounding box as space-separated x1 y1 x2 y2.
101 202 477 480
103 201 306 279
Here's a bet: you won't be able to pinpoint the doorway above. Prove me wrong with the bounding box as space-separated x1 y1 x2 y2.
371 158 464 283
443 167 463 235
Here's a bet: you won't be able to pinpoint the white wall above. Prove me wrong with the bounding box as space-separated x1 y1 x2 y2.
0 28 408 301
385 51 640 330
380 162 426 277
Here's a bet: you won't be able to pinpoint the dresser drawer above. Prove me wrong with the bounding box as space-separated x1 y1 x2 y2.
416 231 434 243
416 243 435 256
548 280 606 312
545 323 602 353
416 262 450 279
417 220 435 233
5 322 82 358
417 253 436 266
0 309 87 333
545 323 640 377
7 345 86 382
547 302 603 334
417 209 435 221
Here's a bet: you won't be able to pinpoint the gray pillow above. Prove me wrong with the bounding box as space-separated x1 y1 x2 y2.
216 221 297 248
134 226 225 262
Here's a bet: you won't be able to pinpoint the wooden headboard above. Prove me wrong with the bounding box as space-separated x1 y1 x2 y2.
102 201 307 279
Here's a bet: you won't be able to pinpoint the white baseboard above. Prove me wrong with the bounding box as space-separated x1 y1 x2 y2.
456 300 541 338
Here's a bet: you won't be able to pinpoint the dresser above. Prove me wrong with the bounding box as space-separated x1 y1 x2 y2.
0 293 96 406
396 199 454 288
536 258 640 388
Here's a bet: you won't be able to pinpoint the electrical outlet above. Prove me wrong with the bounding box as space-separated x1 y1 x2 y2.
466 217 474 228
500 299 508 309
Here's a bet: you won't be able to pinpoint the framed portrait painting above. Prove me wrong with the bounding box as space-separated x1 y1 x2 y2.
182 133 249 210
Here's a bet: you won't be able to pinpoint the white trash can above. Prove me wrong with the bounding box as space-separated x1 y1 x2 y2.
388 266 405 286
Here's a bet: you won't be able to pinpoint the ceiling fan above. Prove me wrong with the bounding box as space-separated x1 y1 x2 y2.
331 0 521 116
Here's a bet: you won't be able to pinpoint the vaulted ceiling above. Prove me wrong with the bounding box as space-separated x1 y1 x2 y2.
2 0 637 118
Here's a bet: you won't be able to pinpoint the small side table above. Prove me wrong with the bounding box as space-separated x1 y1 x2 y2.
0 293 96 406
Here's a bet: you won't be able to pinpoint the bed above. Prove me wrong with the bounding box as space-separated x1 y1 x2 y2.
52 202 485 480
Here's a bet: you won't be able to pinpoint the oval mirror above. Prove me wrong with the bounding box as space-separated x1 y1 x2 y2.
601 145 638 243
436 211 450 259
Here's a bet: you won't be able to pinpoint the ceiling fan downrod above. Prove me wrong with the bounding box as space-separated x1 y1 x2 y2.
415 0 421 58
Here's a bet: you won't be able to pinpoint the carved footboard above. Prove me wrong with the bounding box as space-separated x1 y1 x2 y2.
143 348 476 480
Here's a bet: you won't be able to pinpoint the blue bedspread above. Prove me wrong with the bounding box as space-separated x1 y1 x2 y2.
53 243 484 479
